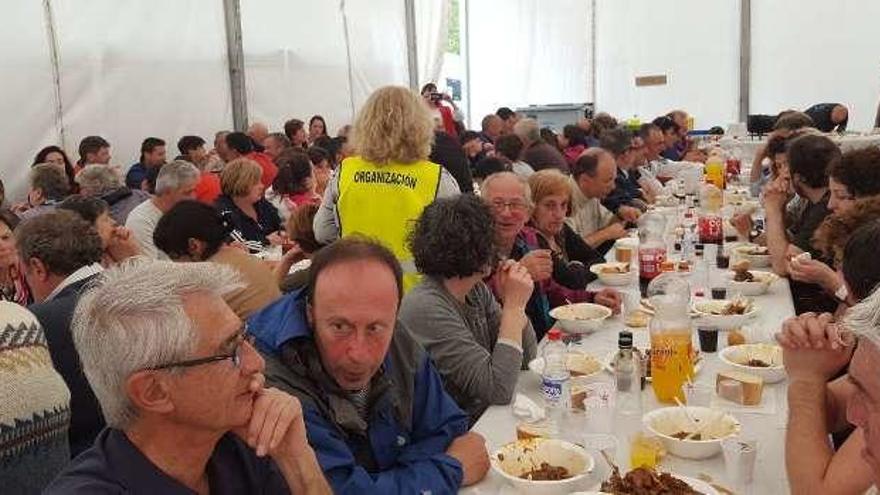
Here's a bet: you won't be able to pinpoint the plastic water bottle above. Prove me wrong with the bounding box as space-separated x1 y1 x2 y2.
541 329 570 412
614 331 642 416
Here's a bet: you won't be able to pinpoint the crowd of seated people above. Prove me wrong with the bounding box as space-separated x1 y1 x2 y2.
6 83 880 494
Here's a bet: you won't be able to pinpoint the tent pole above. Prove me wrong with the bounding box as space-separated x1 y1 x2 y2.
404 0 419 90
223 0 248 131
739 0 751 123
42 0 66 151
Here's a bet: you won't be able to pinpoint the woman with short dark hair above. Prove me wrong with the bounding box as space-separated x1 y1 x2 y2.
398 194 536 422
153 200 283 318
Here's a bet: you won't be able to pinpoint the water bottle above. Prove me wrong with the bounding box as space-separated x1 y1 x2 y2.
614 331 642 415
541 329 570 412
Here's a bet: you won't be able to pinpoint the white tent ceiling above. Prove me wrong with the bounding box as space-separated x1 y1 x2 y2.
2 0 879 202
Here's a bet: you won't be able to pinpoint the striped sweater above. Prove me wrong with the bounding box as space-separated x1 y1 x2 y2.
0 302 71 493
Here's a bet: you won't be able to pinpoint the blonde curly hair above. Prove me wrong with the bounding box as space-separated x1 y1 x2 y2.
352 86 434 165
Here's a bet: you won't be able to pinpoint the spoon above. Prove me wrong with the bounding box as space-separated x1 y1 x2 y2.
673 396 701 431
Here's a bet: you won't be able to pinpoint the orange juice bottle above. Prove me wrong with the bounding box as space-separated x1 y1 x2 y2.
647 285 693 403
705 156 725 190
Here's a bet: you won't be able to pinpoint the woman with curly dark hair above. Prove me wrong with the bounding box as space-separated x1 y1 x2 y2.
788 147 880 302
827 146 880 216
398 194 536 422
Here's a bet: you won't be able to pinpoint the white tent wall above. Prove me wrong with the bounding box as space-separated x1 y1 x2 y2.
594 0 741 129
240 0 409 137
0 2 60 203
751 0 880 131
51 0 233 177
414 0 450 87
466 0 592 127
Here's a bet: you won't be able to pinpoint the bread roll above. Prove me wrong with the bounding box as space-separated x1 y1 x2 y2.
716 370 764 405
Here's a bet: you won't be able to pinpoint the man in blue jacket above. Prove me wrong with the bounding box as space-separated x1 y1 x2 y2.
249 237 490 494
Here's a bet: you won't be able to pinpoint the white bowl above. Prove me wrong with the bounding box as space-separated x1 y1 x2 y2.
693 299 758 330
725 270 779 296
549 303 613 334
720 343 786 383
589 262 634 286
491 438 594 495
733 245 772 268
643 406 741 460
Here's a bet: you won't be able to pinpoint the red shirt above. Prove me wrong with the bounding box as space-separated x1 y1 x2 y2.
195 172 222 204
246 151 278 187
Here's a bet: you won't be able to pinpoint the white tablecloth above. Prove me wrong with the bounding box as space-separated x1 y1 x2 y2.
719 133 880 164
462 270 796 494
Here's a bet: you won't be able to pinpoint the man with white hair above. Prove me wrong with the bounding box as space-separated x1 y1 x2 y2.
77 164 150 224
514 118 569 173
46 261 330 493
248 122 270 150
125 160 199 259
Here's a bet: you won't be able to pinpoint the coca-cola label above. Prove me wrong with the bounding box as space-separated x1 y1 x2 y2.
639 247 667 280
699 216 723 244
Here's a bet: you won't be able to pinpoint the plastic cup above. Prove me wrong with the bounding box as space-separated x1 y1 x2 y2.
698 326 720 352
711 287 728 300
722 436 758 489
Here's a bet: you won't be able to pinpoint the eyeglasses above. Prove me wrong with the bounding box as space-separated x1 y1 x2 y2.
488 199 529 213
146 326 255 371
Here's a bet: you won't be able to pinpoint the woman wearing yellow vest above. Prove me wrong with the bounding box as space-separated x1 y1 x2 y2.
313 86 461 291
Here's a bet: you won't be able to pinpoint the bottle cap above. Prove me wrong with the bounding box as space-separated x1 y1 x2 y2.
547 329 563 341
618 330 633 348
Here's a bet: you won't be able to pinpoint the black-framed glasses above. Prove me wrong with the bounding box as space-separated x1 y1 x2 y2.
147 327 255 371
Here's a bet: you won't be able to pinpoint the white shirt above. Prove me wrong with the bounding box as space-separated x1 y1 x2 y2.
45 263 104 302
125 199 168 260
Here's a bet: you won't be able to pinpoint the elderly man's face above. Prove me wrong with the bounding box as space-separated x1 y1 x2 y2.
309 259 398 391
847 340 880 482
263 137 286 160
579 154 617 199
483 175 530 244
166 179 199 205
166 291 265 429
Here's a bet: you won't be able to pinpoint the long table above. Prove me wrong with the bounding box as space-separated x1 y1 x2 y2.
462 268 796 494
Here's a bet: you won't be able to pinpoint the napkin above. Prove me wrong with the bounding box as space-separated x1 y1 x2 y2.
512 394 546 422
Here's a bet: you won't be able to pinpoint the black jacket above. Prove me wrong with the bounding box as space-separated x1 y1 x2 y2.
30 275 105 457
429 131 474 193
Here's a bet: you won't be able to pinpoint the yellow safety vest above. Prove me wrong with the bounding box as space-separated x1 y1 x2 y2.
337 156 442 292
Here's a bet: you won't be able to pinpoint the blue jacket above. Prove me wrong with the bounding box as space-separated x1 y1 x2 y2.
248 290 469 495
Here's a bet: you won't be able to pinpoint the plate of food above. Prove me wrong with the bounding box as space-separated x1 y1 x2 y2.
643 406 741 459
726 260 779 295
491 437 594 495
590 262 634 286
549 303 613 334
733 244 771 268
529 350 604 378
693 297 758 330
720 343 786 383
659 258 693 274
640 298 700 318
600 466 719 495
